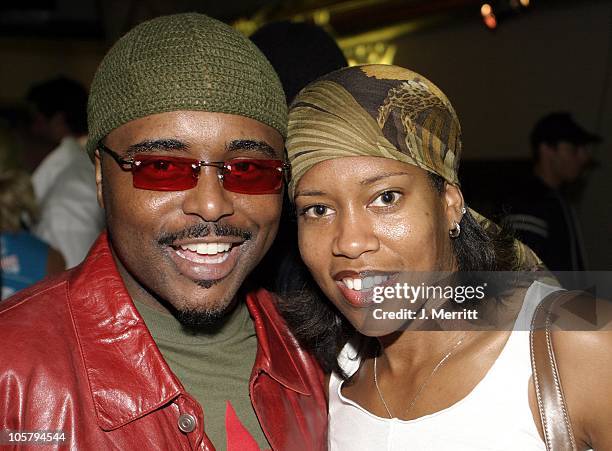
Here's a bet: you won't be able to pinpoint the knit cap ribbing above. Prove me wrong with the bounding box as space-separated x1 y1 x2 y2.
86 13 287 157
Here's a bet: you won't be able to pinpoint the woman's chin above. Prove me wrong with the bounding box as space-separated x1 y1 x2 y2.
342 307 408 337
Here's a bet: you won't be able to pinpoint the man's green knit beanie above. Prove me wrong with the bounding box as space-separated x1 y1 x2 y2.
86 13 287 157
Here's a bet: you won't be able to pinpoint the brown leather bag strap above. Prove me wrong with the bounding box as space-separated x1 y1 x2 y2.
530 290 578 451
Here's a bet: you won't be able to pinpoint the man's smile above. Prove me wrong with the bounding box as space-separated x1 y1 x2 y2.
167 239 247 282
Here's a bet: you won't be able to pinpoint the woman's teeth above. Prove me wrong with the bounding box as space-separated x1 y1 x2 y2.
341 275 390 291
179 243 231 255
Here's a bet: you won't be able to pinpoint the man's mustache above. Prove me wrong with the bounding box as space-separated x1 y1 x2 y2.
158 223 252 246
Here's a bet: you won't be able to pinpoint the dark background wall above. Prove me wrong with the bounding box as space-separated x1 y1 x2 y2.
389 1 612 268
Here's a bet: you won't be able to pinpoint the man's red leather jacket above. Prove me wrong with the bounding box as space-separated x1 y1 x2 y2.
0 233 327 450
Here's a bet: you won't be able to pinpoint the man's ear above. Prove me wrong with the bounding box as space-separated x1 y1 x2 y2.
94 149 104 209
443 182 465 227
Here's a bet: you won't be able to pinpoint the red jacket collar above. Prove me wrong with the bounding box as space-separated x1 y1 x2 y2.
246 288 310 397
67 232 310 431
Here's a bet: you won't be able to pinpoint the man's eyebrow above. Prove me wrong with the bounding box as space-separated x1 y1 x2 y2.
295 190 327 198
360 171 413 185
125 139 188 158
226 139 277 158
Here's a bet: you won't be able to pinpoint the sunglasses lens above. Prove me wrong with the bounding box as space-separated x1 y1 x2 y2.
129 156 284 194
223 159 283 194
132 156 197 191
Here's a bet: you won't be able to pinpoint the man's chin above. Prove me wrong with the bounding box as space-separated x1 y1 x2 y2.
195 278 222 289
174 303 234 328
170 277 241 328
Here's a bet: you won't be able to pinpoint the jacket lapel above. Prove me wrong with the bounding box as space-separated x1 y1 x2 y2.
67 232 183 431
246 289 310 396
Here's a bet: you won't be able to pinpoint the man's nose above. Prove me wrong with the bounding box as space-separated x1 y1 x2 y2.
181 166 234 222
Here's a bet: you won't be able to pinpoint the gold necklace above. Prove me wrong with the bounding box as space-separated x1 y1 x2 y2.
373 333 467 419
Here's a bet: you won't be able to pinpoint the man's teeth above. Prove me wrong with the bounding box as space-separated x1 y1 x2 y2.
341 275 389 291
179 243 232 255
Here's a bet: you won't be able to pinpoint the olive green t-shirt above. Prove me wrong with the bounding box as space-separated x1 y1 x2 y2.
133 299 269 450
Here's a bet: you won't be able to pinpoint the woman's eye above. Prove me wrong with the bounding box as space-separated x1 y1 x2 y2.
302 205 334 218
370 191 402 207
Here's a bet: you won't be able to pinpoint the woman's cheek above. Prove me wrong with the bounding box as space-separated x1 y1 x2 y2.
298 227 318 265
300 227 333 280
370 211 413 246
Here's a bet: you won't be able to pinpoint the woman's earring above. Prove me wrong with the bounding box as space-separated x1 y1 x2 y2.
461 206 467 215
449 221 461 238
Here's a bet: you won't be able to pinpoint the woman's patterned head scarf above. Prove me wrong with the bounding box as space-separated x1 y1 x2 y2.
287 64 461 198
286 64 541 269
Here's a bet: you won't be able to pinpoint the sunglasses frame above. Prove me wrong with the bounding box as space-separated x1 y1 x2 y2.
97 141 290 194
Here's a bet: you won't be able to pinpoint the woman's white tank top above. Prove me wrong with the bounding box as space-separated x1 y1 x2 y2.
328 281 562 451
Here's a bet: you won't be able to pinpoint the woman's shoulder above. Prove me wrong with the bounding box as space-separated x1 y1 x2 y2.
549 298 612 450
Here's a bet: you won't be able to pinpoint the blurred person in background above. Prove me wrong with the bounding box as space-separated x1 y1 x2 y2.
0 123 64 300
27 76 89 200
26 76 104 267
251 21 348 104
503 112 601 272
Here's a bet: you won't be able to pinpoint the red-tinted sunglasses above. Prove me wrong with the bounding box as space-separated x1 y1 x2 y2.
98 142 289 194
